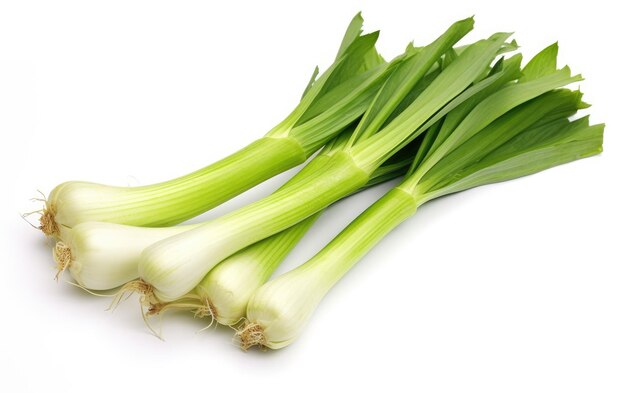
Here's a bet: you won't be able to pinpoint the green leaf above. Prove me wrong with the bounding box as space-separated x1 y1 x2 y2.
420 89 585 192
352 31 513 173
519 42 559 82
407 62 583 189
382 66 442 129
317 31 382 98
455 36 519 56
427 118 604 199
478 116 601 164
295 65 384 124
266 15 384 146
401 53 522 174
287 62 391 153
359 46 386 72
301 66 320 98
425 54 523 162
439 47 458 69
411 121 443 170
347 17 475 146
335 12 365 59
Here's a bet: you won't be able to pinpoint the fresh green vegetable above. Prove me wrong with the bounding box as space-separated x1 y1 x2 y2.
238 44 604 349
29 14 603 354
148 39 501 323
136 17 512 303
39 14 389 238
148 132 422 324
53 138 415 291
159 45 519 325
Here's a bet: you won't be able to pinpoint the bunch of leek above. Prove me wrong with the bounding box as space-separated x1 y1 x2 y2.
29 14 604 352
137 17 515 303
53 139 415 291
50 15 475 291
149 112 431 324
238 44 604 349
149 18 520 324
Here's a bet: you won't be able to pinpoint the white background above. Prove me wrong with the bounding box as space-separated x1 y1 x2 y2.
1 0 624 392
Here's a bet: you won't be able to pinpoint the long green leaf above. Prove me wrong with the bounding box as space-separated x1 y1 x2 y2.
347 17 475 146
426 118 604 199
266 16 384 142
352 32 513 173
425 54 522 159
405 64 583 189
420 89 585 191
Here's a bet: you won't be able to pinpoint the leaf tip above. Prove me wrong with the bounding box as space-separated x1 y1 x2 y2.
578 100 591 109
352 11 364 24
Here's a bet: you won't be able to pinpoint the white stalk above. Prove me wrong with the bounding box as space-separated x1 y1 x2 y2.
241 188 418 349
138 152 370 302
239 264 333 350
195 214 318 325
55 222 194 290
197 251 272 326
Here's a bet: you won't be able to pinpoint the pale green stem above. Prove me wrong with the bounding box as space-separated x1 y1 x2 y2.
243 187 419 349
140 151 370 302
49 136 307 230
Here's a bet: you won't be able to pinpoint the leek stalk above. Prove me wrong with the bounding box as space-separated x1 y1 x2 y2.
240 44 604 349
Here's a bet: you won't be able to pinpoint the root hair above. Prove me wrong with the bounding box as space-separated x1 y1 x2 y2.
53 242 72 281
39 205 59 237
108 279 157 311
194 298 218 333
235 321 267 351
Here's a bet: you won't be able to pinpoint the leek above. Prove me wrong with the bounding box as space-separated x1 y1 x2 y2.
138 17 522 303
152 39 508 323
149 133 421 324
39 14 389 238
239 44 604 349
